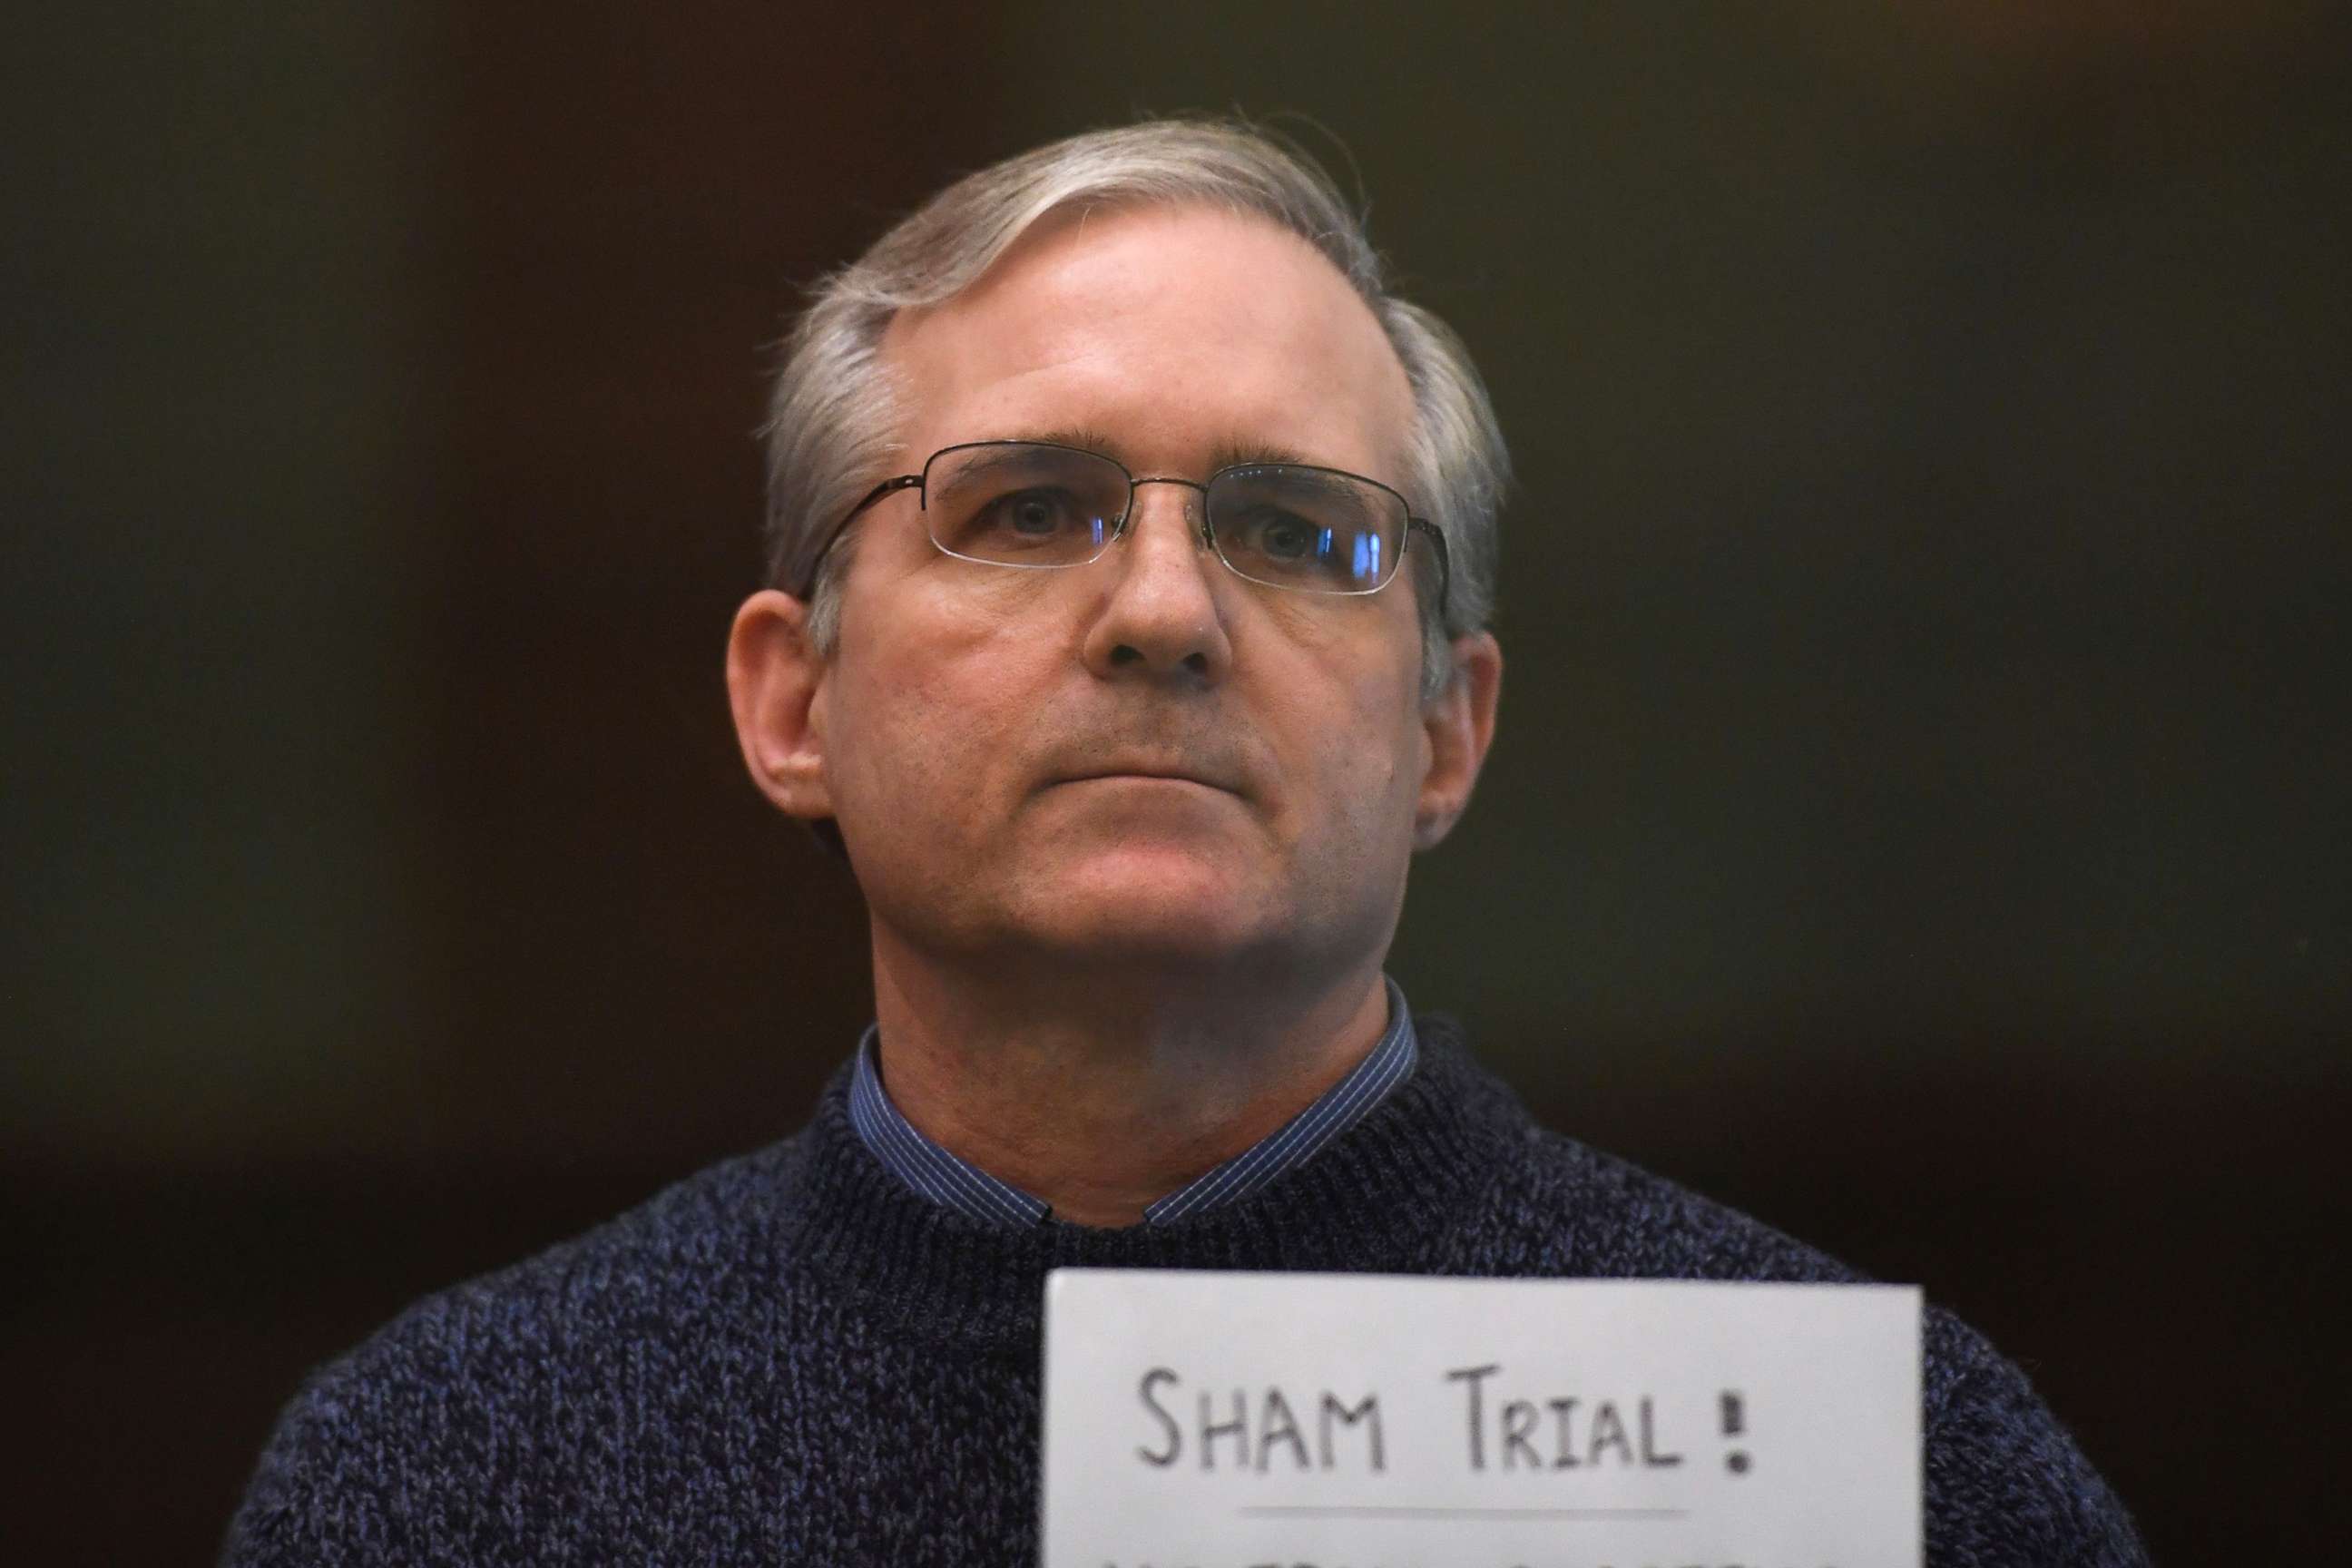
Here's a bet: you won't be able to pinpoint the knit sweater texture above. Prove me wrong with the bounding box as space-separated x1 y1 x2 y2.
223 1019 2147 1565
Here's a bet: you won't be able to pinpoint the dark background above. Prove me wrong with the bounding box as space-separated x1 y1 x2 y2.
9 4 2347 1560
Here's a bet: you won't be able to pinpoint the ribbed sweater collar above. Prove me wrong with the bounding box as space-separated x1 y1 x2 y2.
765 1015 1529 1353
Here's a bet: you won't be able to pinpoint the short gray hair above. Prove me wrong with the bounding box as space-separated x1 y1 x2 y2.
760 118 1508 696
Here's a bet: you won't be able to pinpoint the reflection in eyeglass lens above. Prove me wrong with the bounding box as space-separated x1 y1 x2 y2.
1212 467 1399 592
928 446 1125 564
918 443 1406 592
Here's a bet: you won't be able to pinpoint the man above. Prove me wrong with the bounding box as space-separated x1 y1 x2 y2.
225 121 2145 1564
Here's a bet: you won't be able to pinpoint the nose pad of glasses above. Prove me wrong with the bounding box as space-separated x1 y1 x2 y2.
1122 478 1212 552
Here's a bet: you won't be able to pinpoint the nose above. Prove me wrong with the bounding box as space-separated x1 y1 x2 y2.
1080 481 1235 684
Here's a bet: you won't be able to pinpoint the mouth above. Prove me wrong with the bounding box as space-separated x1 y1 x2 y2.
1054 769 1236 793
1046 760 1246 799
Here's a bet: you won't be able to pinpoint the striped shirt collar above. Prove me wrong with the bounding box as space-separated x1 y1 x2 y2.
845 977 1420 1228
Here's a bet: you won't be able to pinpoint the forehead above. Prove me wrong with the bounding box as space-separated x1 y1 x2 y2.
879 202 1417 486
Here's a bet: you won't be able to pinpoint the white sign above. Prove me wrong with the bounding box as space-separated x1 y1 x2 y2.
1041 1271 1919 1568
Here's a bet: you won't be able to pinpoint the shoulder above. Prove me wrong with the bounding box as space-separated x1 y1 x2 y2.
1447 1089 2149 1562
1918 1305 2150 1565
1453 1106 1867 1286
221 1137 806 1565
1407 1014 1847 1283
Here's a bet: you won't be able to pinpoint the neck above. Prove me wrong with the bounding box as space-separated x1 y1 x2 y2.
865 933 1394 1228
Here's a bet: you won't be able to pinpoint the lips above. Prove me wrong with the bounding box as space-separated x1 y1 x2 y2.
1043 750 1248 798
1054 765 1239 795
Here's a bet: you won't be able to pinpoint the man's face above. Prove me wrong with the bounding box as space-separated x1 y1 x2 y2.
750 202 1494 979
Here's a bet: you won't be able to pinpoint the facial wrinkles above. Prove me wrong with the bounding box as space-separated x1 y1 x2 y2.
995 562 1275 813
831 511 1422 871
830 204 1430 965
1054 490 1417 827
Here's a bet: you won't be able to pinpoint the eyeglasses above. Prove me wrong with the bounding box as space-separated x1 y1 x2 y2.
801 439 1449 610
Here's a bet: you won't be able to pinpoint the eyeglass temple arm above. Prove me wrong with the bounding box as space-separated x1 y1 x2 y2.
797 474 924 596
1407 517 1453 622
848 474 923 516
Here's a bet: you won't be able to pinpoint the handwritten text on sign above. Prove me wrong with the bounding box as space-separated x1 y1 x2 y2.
1040 1272 1920 1568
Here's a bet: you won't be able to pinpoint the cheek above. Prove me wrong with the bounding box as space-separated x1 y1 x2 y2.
1273 657 1425 860
827 587 1052 835
1259 606 1425 801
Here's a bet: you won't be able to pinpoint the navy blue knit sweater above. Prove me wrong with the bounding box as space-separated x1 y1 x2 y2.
223 1020 2146 1565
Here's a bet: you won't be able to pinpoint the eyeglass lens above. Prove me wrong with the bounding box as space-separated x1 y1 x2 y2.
920 442 1406 594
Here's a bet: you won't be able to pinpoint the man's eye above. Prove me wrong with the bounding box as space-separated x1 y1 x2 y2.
1256 514 1321 560
984 489 1073 538
1233 509 1341 569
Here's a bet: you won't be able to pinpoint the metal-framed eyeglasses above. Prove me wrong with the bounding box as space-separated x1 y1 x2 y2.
800 439 1450 611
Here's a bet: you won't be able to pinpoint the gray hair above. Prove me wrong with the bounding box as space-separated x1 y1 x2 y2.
761 118 1508 698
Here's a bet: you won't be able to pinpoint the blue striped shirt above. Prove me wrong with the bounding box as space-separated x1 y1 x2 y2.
845 977 1420 1227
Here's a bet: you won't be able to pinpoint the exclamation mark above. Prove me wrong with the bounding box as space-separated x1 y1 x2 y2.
1720 1391 1750 1474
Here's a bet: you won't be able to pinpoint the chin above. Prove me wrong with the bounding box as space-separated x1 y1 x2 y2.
1014 846 1284 962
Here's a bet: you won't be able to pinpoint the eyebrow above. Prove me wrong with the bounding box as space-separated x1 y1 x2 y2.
1005 426 1125 462
1209 436 1310 470
1004 428 1313 472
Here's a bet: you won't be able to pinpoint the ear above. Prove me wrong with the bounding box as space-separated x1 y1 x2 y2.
1413 631 1503 850
725 589 834 820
